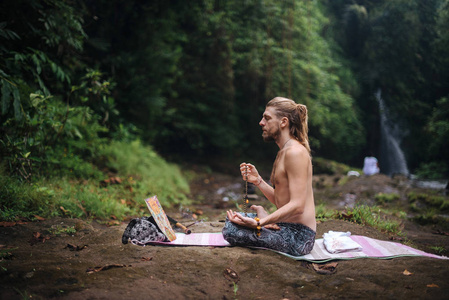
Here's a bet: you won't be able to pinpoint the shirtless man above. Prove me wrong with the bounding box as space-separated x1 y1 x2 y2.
222 97 316 256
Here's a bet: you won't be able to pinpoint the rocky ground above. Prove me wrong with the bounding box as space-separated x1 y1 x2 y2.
1 171 449 299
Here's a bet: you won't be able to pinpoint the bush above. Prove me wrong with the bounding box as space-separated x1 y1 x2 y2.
375 193 400 205
315 204 338 220
0 166 53 221
337 205 402 235
415 162 448 179
99 139 190 207
407 192 449 212
53 179 135 220
1 93 108 181
0 138 192 222
312 157 356 175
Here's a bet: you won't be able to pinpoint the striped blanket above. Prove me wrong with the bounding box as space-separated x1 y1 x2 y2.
139 232 448 262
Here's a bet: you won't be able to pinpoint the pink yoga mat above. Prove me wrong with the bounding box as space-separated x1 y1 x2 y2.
132 232 230 247
134 233 449 263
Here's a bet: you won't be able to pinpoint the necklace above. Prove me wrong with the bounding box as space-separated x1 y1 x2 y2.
282 138 292 149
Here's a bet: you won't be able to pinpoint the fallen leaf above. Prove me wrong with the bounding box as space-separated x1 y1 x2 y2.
312 262 338 275
141 256 153 261
427 283 439 288
105 220 121 226
0 222 17 227
29 232 50 245
86 264 130 274
432 229 449 236
223 268 239 283
76 202 87 216
64 244 88 251
341 212 353 220
403 270 413 276
99 180 108 187
33 215 46 221
0 246 14 259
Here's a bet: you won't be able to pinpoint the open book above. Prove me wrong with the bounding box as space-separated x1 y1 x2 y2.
145 196 177 241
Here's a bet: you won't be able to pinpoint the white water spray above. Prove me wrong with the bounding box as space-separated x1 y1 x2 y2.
375 89 409 176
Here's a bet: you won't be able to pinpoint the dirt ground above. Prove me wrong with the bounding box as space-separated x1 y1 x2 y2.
1 172 449 300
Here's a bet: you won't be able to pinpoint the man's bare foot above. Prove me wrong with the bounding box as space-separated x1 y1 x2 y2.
250 205 269 218
264 223 281 230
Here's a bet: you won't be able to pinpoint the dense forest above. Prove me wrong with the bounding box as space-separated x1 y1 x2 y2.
1 0 449 219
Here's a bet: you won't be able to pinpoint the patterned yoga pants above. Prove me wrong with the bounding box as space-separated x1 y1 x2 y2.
222 213 316 256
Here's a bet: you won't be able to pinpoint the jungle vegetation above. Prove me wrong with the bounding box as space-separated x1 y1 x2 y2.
1 0 448 220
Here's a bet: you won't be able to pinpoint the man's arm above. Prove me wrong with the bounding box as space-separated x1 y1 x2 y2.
255 177 276 204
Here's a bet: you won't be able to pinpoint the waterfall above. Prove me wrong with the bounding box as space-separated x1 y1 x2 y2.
375 89 409 176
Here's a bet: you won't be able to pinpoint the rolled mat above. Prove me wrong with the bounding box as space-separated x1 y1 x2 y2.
135 233 449 263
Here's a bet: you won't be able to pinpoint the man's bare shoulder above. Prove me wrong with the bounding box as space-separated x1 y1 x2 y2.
284 143 310 160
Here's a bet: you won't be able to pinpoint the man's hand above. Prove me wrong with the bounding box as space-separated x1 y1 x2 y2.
227 209 280 231
227 210 258 228
240 162 261 185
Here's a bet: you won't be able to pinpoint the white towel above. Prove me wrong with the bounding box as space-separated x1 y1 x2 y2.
323 231 363 254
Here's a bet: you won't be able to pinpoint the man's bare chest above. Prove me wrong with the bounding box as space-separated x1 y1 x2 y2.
271 152 287 185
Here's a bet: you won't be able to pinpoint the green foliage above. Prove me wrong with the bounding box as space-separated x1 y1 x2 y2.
0 139 192 222
99 140 190 207
316 203 403 235
70 69 119 128
407 192 449 212
412 212 444 226
429 246 447 256
415 162 448 180
0 0 105 181
312 157 354 175
315 204 338 220
0 166 53 221
51 179 134 220
30 140 192 220
375 193 400 205
325 0 449 171
422 96 449 177
48 225 77 236
2 0 449 222
338 205 402 235
0 247 16 260
84 0 364 162
1 91 107 180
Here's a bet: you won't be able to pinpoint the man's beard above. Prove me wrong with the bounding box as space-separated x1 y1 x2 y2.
262 125 280 143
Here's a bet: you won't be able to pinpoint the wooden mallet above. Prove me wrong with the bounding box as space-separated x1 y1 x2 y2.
167 216 191 234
